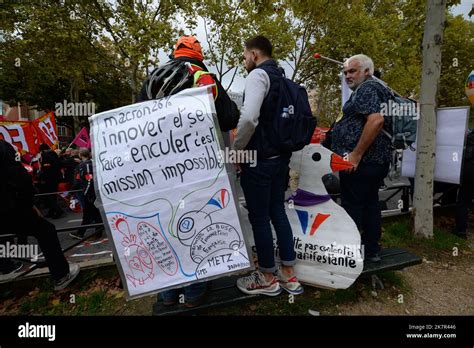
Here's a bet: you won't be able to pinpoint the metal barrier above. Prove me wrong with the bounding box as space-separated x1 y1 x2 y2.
1 188 108 280
34 189 81 197
12 228 107 279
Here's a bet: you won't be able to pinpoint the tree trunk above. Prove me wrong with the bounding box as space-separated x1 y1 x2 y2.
68 81 80 134
131 66 137 104
413 0 447 238
69 80 81 135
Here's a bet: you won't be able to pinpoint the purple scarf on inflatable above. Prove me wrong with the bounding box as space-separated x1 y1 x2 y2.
288 189 331 206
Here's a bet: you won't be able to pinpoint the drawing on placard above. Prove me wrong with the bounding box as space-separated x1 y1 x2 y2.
91 87 251 297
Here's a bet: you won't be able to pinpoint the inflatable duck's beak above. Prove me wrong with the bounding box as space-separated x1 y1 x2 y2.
330 153 353 172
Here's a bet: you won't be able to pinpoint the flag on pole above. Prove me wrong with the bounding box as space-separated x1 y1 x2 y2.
71 127 91 148
32 112 59 149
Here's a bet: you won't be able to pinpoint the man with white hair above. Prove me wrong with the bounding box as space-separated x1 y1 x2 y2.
331 54 393 262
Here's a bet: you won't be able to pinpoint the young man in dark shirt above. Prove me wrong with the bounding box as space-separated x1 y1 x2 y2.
234 36 303 296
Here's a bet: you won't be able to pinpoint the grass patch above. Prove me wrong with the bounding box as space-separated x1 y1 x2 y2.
381 216 467 255
0 266 125 316
376 271 409 292
87 290 108 314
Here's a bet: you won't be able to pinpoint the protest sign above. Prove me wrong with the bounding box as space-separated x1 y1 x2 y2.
89 86 251 298
402 106 470 184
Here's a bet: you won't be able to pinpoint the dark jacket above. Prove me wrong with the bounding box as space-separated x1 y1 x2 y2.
60 154 79 184
0 140 36 226
40 150 62 185
245 59 289 159
72 159 96 202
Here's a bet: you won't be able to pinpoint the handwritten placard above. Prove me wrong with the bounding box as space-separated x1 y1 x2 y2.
89 87 251 298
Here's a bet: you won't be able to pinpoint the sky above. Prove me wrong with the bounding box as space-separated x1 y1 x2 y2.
154 1 474 94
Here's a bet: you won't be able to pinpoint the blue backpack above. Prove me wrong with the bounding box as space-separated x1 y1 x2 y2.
272 77 317 152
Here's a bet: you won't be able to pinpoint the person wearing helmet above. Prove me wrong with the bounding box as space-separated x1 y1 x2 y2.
137 36 240 308
138 35 240 137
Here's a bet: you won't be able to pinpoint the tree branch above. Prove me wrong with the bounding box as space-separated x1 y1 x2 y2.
91 0 129 58
225 66 238 92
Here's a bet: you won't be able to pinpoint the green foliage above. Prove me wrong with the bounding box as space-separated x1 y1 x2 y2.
185 0 294 90
439 14 474 109
0 1 96 110
0 0 471 124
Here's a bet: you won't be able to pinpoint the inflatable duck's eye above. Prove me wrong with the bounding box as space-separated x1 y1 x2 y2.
312 152 322 162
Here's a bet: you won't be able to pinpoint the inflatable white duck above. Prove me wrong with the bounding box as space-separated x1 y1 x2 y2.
285 143 364 289
243 143 364 289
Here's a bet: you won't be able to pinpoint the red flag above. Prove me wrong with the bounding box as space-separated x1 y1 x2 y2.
71 127 91 148
32 112 59 149
0 120 40 155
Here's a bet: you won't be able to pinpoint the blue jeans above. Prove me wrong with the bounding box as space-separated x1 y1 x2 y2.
161 282 207 303
339 161 389 255
240 155 296 273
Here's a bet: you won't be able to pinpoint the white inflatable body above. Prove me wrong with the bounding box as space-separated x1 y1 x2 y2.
244 144 364 289
287 144 364 289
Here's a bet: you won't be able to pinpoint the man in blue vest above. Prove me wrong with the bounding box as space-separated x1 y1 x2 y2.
234 36 303 296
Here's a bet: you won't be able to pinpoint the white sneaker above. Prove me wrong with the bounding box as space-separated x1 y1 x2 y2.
275 267 304 295
54 263 80 291
236 270 282 296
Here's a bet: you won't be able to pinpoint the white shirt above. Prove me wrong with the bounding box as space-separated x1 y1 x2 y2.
233 68 271 151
